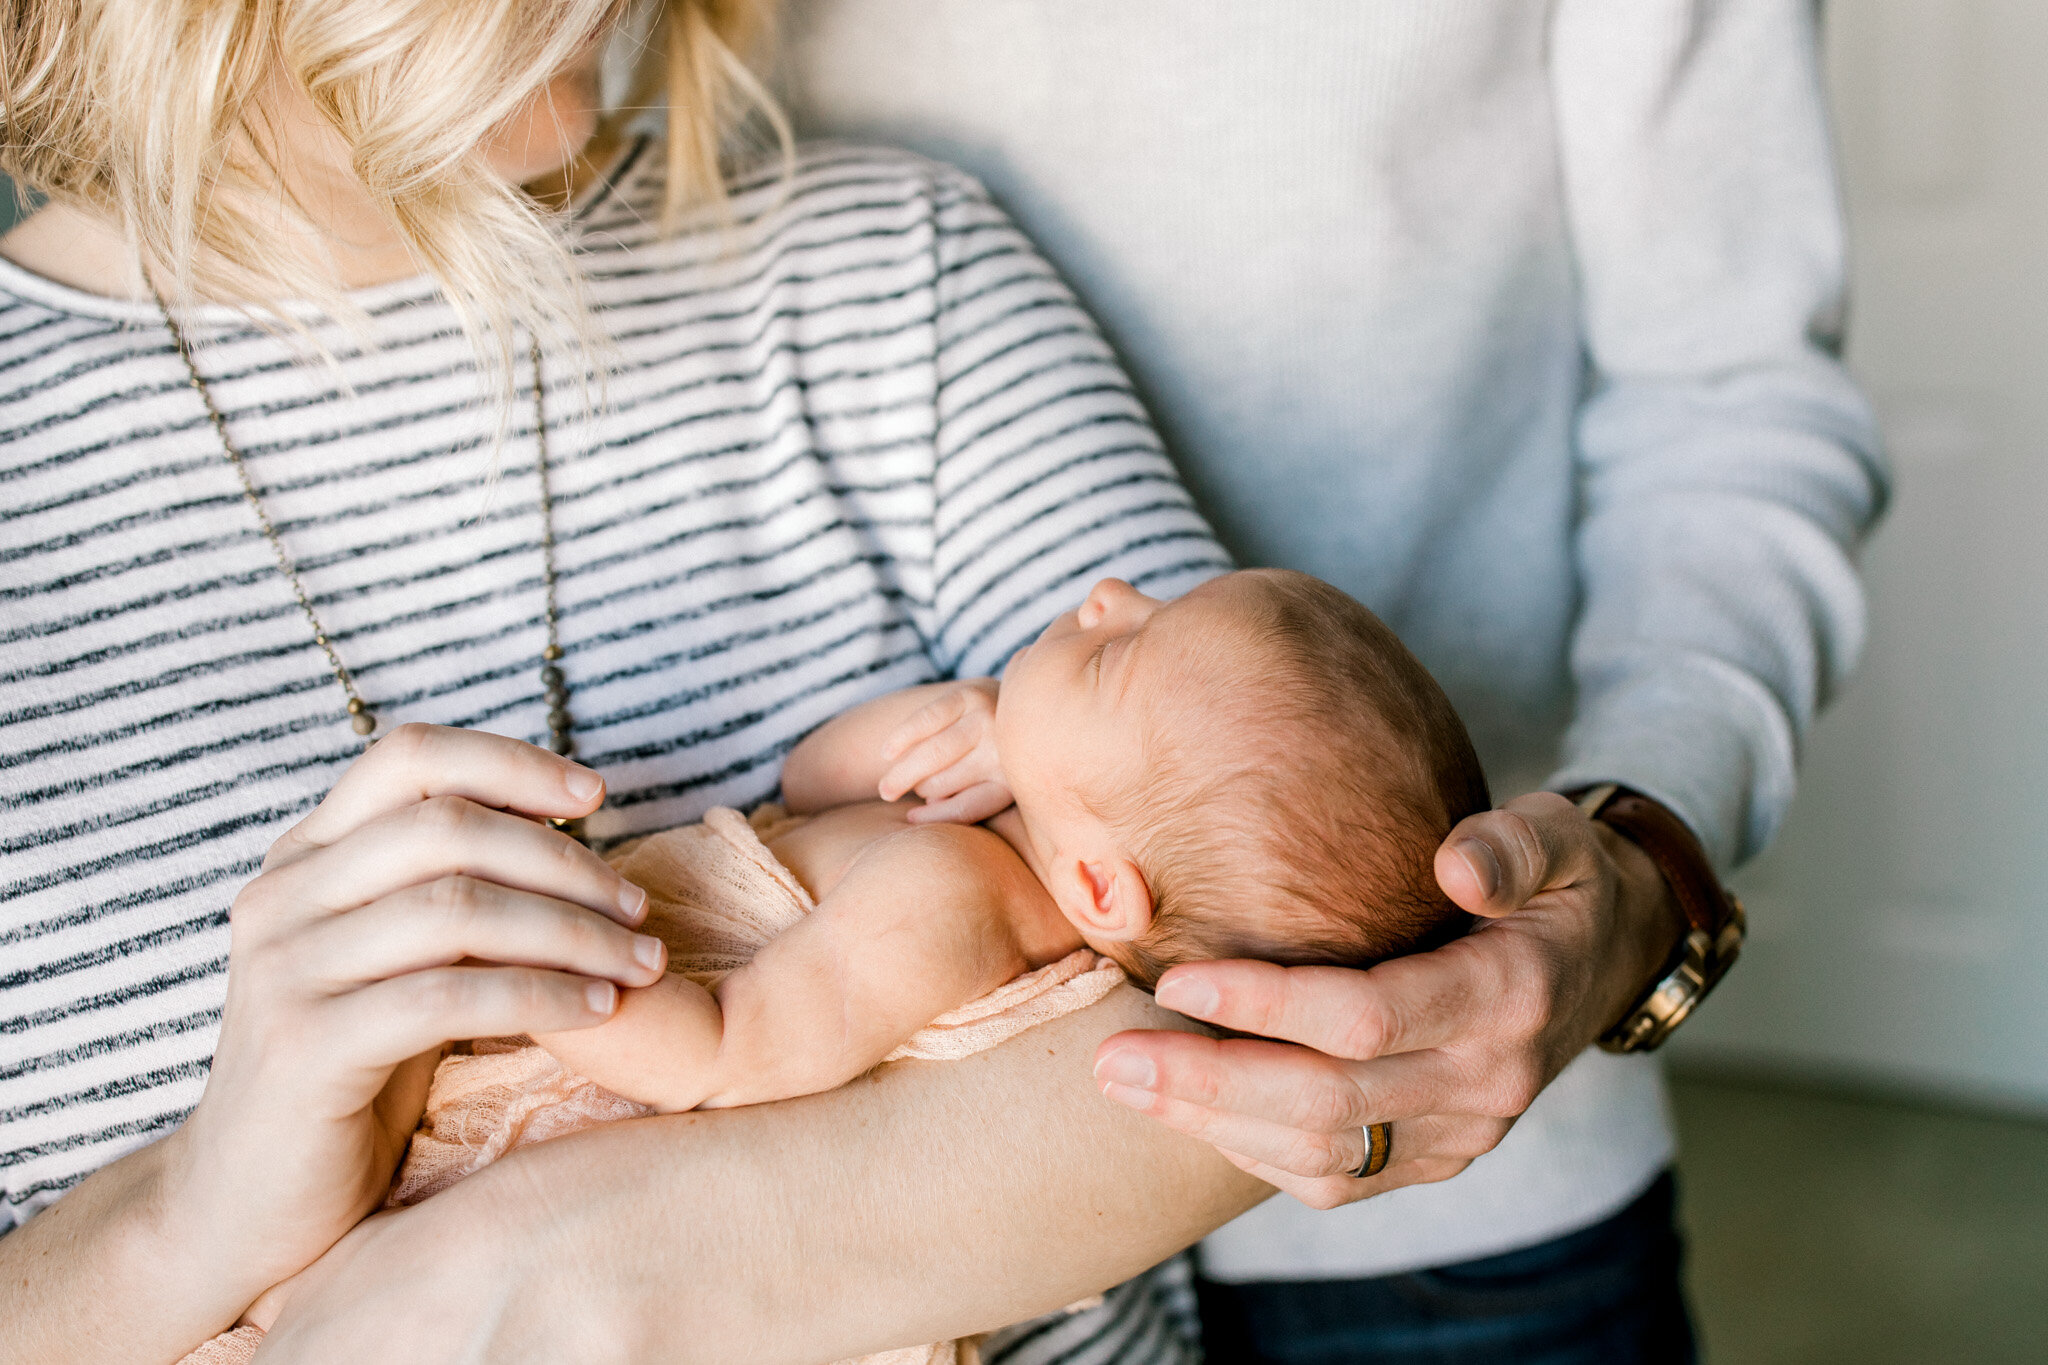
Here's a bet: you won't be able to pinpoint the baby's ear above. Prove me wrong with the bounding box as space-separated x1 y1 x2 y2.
1058 854 1154 942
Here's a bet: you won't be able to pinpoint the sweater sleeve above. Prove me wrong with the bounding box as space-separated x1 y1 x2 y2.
917 169 1232 680
1543 0 1889 867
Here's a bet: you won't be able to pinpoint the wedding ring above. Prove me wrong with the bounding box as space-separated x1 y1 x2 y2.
1351 1121 1392 1179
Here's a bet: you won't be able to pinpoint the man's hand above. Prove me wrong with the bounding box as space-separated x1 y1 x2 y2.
1090 791 1688 1209
877 678 1011 824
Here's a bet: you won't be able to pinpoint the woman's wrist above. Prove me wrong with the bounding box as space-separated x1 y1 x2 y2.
148 1120 278 1309
0 1125 258 1361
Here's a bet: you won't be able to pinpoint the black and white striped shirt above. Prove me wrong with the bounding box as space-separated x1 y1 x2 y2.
1 142 1225 1358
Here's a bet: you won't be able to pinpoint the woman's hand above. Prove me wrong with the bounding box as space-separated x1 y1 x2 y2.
166 724 668 1306
1089 791 1689 1209
877 678 1011 825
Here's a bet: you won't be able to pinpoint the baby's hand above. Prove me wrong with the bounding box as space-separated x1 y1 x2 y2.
878 679 1011 824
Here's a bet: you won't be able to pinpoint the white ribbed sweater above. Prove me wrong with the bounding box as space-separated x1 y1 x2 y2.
784 0 1888 1277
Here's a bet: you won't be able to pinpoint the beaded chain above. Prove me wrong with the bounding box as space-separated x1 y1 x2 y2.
155 295 591 839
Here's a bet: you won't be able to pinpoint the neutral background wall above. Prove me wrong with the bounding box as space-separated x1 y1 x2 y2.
1669 0 2048 1112
3 0 2039 1109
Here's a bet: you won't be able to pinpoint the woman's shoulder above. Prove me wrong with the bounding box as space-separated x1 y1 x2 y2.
574 137 1003 268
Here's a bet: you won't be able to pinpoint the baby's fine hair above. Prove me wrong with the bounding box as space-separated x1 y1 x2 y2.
1109 570 1492 987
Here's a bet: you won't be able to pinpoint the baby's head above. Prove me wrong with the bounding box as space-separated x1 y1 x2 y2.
996 570 1490 986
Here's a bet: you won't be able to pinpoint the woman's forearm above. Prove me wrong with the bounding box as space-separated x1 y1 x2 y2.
0 1127 252 1364
263 986 1269 1363
493 988 1267 1358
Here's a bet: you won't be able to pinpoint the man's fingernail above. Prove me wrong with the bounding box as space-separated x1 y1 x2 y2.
1094 1049 1157 1090
1455 839 1501 899
1100 1082 1157 1112
633 935 666 972
565 767 603 803
586 980 618 1015
1155 975 1221 1019
618 882 648 921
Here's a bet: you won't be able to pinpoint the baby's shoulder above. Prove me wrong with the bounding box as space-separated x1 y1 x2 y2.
864 818 1039 906
763 800 1038 913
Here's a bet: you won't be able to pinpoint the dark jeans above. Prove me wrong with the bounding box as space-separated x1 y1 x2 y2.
1196 1172 1696 1365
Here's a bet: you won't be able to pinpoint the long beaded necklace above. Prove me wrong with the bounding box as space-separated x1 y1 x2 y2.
154 295 589 832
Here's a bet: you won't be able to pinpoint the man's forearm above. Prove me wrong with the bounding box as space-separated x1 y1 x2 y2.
268 986 1268 1362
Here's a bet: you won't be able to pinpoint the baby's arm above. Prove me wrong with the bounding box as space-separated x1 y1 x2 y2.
783 683 963 812
533 822 1041 1112
784 678 1007 824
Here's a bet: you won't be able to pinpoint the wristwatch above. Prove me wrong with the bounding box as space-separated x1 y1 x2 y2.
1572 783 1747 1053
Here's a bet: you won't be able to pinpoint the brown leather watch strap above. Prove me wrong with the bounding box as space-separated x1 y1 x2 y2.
1572 783 1747 1052
1580 787 1735 939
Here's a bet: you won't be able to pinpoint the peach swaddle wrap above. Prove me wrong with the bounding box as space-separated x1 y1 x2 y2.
182 806 1124 1365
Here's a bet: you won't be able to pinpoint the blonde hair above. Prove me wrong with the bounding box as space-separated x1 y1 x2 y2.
1 0 786 390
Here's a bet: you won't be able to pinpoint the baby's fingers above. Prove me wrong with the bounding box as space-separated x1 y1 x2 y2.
878 725 977 802
906 781 1013 826
882 692 973 762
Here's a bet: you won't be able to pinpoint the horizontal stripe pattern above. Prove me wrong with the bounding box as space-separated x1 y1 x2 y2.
0 134 1228 1298
987 1255 1204 1365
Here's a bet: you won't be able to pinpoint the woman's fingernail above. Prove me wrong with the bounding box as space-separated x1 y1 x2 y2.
585 980 617 1015
1100 1082 1157 1112
1155 975 1221 1019
1455 839 1501 899
1094 1048 1157 1090
565 767 603 803
618 882 648 921
633 935 666 972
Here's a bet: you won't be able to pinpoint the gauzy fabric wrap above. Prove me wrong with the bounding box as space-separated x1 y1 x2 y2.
181 807 1124 1364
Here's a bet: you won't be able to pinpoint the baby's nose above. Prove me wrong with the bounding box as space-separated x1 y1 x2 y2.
1079 577 1136 627
1078 577 1159 632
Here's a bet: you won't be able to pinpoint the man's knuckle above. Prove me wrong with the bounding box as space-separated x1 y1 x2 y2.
1479 946 1551 1034
1298 1180 1349 1211
1462 1118 1514 1159
1331 998 1391 1059
1278 1130 1340 1179
1297 1078 1362 1134
1485 1059 1545 1116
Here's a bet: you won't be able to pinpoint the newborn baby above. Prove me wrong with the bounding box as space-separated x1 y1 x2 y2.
187 568 1488 1364
538 567 1491 1111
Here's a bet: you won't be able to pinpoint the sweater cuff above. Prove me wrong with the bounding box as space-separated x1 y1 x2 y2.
1545 653 1798 870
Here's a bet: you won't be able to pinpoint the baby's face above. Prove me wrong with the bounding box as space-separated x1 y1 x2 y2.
996 575 1258 900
